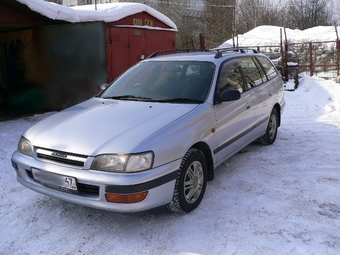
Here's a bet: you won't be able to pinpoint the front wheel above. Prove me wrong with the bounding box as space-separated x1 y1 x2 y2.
167 148 207 213
258 108 278 145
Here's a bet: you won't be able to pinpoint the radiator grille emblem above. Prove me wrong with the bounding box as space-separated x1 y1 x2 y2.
51 151 68 159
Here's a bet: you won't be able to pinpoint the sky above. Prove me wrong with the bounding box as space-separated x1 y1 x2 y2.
1 2 340 254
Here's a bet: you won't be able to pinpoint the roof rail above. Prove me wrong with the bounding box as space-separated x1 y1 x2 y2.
147 48 206 58
210 47 258 59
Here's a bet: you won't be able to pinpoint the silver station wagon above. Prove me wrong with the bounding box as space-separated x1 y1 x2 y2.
11 48 285 213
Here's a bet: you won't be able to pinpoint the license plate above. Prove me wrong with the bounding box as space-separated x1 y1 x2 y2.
32 169 78 191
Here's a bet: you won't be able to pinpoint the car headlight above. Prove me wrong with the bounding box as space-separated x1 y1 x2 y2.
18 136 33 157
91 152 154 173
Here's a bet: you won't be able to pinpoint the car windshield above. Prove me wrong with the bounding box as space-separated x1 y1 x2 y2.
100 61 215 103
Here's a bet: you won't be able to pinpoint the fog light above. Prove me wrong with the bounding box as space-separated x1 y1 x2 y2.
105 191 148 203
15 169 22 178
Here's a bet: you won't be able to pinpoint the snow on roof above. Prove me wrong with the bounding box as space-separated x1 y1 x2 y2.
220 25 339 47
16 0 177 31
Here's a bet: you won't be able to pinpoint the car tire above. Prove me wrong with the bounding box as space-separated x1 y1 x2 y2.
258 108 278 145
167 148 207 213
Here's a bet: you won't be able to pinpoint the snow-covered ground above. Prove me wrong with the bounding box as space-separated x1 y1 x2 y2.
1 73 340 255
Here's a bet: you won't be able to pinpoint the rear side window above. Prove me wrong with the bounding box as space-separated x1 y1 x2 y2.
256 56 278 79
239 57 266 89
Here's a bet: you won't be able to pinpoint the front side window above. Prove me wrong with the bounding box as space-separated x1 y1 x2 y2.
256 56 278 79
217 59 245 94
100 61 215 103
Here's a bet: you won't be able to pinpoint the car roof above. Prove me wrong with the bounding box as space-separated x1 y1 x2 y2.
145 48 267 63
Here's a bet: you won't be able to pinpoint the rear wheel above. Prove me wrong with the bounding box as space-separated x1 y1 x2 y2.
258 108 278 145
167 148 207 213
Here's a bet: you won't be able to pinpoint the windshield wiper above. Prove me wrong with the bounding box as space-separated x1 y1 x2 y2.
155 98 203 104
102 95 152 101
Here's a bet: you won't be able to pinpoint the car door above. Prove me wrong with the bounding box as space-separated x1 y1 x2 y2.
239 56 275 138
212 59 256 164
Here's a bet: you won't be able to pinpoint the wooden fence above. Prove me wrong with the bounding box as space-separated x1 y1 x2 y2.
254 39 340 79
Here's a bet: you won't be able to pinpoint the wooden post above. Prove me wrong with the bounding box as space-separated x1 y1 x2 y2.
284 28 289 81
309 42 313 76
337 40 340 76
280 29 283 64
199 34 205 51
334 23 339 76
280 28 287 81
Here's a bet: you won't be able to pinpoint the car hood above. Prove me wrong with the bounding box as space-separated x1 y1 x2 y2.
25 98 198 156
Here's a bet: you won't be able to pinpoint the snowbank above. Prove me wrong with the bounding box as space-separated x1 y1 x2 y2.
220 25 339 47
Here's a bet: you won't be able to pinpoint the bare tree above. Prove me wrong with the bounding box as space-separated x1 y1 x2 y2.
157 0 237 49
286 0 333 29
333 1 340 24
201 0 236 48
236 0 285 34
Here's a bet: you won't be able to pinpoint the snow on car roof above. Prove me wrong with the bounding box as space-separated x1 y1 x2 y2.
16 0 177 31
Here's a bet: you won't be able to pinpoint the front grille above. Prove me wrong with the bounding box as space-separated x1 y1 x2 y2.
26 169 34 179
78 183 100 197
36 148 87 167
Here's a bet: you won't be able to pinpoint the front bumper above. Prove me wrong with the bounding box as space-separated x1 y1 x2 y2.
11 151 180 212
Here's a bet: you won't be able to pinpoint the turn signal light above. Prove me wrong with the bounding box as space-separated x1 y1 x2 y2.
105 191 148 203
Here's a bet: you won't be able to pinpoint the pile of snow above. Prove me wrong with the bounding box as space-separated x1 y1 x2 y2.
16 0 177 30
220 25 339 47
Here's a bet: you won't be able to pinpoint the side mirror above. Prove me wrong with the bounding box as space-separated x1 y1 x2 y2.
100 84 110 91
219 89 241 102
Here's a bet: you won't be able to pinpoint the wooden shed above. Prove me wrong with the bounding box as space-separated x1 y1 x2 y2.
0 0 177 118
